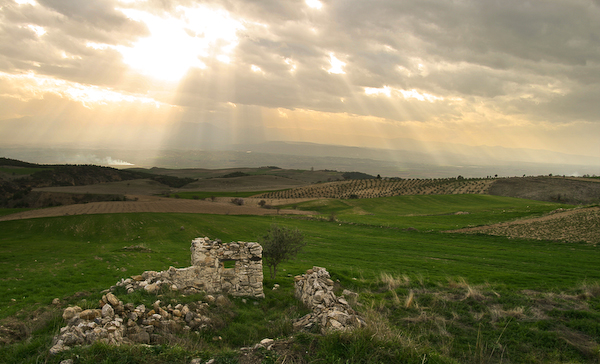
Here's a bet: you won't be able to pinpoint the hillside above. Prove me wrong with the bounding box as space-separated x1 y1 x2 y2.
0 158 196 208
1 195 600 363
488 176 600 204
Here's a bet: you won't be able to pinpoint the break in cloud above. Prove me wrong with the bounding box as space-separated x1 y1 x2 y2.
0 0 599 160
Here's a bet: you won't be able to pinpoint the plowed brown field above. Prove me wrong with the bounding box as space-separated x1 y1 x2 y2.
0 195 316 221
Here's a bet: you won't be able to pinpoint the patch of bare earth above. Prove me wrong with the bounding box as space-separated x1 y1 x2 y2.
449 207 600 244
0 195 316 222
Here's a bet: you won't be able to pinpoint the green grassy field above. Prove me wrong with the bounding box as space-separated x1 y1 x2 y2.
1 195 599 363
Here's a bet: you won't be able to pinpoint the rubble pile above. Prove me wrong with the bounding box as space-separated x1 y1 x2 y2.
50 292 214 355
293 266 365 333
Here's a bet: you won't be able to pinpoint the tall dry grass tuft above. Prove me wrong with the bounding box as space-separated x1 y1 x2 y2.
578 281 600 299
405 290 415 309
379 272 410 291
448 277 487 301
465 285 485 301
488 305 526 322
390 290 401 305
361 305 416 348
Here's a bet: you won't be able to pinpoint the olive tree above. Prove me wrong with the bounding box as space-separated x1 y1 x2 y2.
260 224 306 279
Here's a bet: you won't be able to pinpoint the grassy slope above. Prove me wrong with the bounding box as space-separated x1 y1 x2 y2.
1 195 599 363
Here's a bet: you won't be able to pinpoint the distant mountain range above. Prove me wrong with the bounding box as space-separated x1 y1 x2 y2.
1 139 598 178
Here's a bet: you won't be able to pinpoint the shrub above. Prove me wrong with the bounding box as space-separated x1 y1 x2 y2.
231 198 244 206
260 224 306 279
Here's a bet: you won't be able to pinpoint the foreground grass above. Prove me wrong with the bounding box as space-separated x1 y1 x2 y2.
1 194 599 363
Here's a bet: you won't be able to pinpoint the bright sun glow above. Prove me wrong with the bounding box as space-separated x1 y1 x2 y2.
326 53 346 74
113 5 243 81
285 58 297 73
14 0 37 5
364 85 444 102
26 24 46 36
305 0 323 10
365 86 391 97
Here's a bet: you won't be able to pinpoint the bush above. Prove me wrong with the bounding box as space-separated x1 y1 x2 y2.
260 225 306 279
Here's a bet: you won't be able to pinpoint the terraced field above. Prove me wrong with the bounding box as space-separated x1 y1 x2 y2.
255 177 493 199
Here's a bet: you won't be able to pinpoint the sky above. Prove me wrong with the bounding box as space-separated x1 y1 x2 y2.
1 0 600 164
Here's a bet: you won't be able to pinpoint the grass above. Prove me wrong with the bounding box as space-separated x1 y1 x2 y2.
290 194 572 231
0 208 31 217
1 194 599 363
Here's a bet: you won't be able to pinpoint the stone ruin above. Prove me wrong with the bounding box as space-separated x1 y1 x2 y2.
49 240 366 355
50 237 264 354
293 266 365 333
115 237 264 298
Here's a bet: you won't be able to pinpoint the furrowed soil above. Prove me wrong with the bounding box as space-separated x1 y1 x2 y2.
450 206 600 244
0 195 315 222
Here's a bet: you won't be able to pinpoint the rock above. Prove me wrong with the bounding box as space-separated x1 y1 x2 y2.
62 332 84 346
60 360 74 364
62 306 82 321
144 283 159 294
105 293 120 307
313 290 325 303
128 330 150 344
215 295 230 306
52 298 60 305
184 311 196 323
79 309 101 320
102 304 114 318
327 319 344 330
49 342 70 355
342 289 358 299
181 305 190 316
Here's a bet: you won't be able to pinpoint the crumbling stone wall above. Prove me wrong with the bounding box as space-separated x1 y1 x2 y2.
294 266 365 333
187 237 264 298
115 237 264 298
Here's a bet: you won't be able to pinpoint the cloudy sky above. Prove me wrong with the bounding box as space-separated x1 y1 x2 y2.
1 0 600 161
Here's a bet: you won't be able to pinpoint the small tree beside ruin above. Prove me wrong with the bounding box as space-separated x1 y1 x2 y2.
260 224 306 279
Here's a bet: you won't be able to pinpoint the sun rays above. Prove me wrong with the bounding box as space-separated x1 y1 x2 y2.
112 4 244 82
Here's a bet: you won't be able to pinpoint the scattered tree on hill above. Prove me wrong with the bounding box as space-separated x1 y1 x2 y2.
260 224 306 279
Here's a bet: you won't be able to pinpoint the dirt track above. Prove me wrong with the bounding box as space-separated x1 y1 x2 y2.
0 195 316 222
